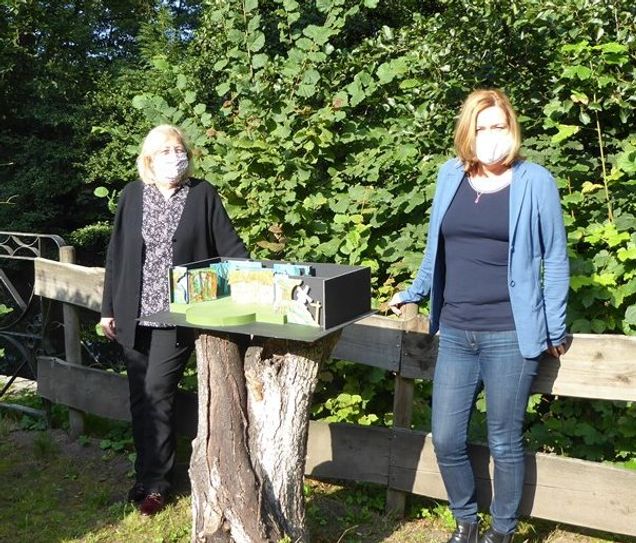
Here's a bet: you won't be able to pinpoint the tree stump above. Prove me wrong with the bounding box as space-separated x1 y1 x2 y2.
189 330 340 543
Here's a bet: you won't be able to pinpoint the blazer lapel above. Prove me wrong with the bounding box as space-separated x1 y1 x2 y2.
128 181 144 248
509 161 529 242
436 161 465 220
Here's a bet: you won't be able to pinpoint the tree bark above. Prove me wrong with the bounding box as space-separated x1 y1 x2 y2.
189 331 340 543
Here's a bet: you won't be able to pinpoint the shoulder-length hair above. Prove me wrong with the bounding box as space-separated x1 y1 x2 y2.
136 124 194 184
453 89 522 174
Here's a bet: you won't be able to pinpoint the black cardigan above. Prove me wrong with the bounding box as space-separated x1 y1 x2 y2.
101 179 248 347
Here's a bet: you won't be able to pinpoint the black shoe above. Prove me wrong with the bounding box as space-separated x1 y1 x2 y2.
448 520 479 543
479 528 514 543
127 482 147 503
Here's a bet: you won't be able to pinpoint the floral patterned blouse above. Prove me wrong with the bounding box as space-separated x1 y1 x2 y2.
138 181 190 326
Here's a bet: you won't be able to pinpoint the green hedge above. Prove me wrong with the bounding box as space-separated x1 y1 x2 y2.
86 0 636 466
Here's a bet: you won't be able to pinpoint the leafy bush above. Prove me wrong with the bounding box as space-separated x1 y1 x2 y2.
82 0 636 466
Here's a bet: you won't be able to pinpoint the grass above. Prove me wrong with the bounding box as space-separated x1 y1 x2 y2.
1 382 634 543
0 415 193 543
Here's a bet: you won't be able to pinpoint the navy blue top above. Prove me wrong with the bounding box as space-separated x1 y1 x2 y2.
439 176 515 331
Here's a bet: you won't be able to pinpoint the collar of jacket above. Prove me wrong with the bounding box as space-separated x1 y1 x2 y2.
438 158 530 241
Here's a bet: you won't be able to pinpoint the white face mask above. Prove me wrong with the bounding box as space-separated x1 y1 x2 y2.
475 132 513 165
152 153 189 186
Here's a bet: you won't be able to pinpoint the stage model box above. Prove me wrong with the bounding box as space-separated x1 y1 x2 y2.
141 257 373 342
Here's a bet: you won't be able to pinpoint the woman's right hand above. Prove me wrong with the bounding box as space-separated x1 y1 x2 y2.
100 317 117 341
388 292 404 316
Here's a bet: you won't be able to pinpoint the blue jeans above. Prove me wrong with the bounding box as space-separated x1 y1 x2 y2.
431 325 540 534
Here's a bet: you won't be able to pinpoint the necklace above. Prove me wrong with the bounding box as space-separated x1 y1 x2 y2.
467 173 512 204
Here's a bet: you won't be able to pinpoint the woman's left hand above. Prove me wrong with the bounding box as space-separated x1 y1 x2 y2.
546 342 569 359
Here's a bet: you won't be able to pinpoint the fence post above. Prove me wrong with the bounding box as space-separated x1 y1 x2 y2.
385 302 419 515
59 245 85 439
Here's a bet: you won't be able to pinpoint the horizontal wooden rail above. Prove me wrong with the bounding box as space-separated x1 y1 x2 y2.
37 356 636 537
37 357 198 437
34 257 104 312
34 258 636 402
306 424 636 538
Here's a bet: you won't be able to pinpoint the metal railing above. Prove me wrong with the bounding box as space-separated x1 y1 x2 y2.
0 231 66 399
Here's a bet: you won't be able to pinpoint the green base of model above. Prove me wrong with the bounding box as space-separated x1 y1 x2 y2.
171 298 288 327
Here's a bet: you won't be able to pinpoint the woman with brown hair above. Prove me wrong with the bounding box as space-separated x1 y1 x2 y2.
390 90 569 543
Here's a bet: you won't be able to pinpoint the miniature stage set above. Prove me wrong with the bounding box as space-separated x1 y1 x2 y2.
144 257 372 342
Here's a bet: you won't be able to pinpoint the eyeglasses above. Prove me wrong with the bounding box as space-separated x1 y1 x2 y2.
154 146 186 157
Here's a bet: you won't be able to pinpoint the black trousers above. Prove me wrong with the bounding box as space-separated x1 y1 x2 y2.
123 326 194 494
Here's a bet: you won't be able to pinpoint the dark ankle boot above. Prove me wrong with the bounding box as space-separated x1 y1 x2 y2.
448 519 479 543
479 527 514 543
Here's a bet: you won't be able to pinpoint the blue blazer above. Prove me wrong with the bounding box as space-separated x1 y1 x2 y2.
399 158 569 358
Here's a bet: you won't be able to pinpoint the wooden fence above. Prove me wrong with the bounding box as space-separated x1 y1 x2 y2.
33 257 636 538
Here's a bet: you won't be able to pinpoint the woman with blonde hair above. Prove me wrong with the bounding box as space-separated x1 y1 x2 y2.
101 124 248 515
390 90 569 543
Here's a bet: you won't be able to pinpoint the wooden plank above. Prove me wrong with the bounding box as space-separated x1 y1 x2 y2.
386 304 420 514
388 430 447 501
399 329 636 401
59 249 83 367
396 304 434 379
532 334 636 401
332 315 401 371
305 421 391 486
36 357 198 435
400 316 436 380
355 314 403 331
38 356 130 420
59 246 86 438
518 451 636 537
386 374 415 515
389 429 636 537
34 257 104 311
